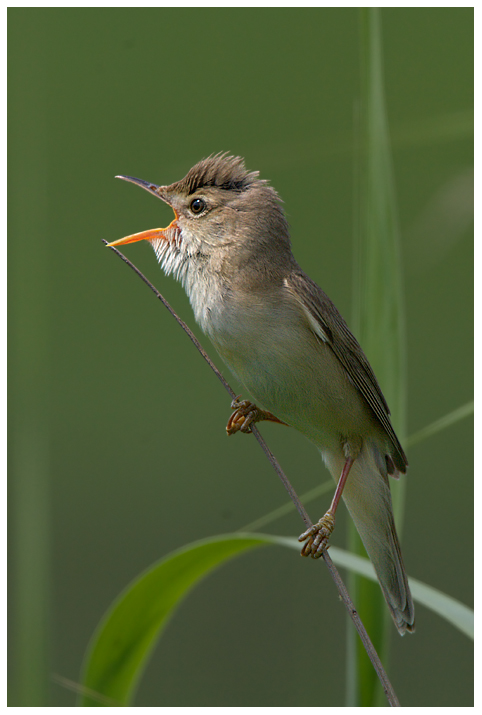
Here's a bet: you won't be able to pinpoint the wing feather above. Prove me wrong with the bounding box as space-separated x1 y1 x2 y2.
284 271 407 473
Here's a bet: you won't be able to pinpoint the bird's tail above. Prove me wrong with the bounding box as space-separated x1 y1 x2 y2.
322 442 415 635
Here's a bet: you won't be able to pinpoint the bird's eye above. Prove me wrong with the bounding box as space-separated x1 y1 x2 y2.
190 198 206 215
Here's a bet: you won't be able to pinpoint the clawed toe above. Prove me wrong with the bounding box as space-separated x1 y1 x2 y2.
226 396 286 436
298 511 335 558
226 396 257 435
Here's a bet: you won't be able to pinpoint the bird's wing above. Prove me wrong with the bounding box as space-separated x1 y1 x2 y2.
284 270 408 473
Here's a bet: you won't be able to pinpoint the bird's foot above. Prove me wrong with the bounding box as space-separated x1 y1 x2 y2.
226 396 286 436
298 511 335 558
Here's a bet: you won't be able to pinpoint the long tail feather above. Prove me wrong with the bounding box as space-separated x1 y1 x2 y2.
323 443 415 635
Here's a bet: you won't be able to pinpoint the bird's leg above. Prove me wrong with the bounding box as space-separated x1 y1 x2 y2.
299 455 356 558
226 395 287 436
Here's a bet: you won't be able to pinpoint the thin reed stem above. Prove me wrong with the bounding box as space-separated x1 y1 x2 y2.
104 239 401 707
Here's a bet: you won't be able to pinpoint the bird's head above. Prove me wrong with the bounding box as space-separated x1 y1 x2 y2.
108 153 291 287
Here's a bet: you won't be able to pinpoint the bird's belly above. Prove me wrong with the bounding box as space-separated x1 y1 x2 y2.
210 319 374 450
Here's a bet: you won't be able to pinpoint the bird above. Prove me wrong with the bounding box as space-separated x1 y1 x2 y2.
108 153 415 635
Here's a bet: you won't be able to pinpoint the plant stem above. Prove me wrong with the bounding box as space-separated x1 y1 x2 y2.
104 239 401 707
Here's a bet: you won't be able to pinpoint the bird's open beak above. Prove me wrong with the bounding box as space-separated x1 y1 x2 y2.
106 227 167 247
106 175 177 248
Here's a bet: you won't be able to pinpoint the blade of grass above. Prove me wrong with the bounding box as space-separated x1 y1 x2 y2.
9 22 51 704
349 7 406 706
11 433 51 706
78 534 473 706
78 535 269 706
239 401 472 534
327 546 473 640
238 480 334 533
406 400 473 449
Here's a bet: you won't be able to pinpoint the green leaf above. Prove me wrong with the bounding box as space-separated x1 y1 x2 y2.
238 480 334 532
79 533 473 706
350 7 406 705
271 538 473 639
78 535 267 706
405 400 474 449
326 546 473 640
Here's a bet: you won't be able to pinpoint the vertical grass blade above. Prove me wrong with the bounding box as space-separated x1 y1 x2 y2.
9 17 51 704
348 7 406 706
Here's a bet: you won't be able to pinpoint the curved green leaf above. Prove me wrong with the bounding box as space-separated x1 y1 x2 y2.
273 538 473 639
79 533 473 706
78 534 267 706
326 545 474 640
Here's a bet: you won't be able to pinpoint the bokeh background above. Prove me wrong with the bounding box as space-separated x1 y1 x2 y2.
9 7 473 707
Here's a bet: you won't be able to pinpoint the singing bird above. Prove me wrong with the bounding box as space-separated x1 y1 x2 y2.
108 154 415 634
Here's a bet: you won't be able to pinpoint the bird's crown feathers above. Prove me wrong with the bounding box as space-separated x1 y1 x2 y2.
171 152 267 195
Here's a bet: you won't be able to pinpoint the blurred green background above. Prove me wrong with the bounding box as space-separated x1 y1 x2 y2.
9 7 473 707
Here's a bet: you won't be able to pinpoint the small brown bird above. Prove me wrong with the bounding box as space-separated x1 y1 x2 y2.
108 154 415 634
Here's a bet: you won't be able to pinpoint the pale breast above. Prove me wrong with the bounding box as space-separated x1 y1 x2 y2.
204 289 377 450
